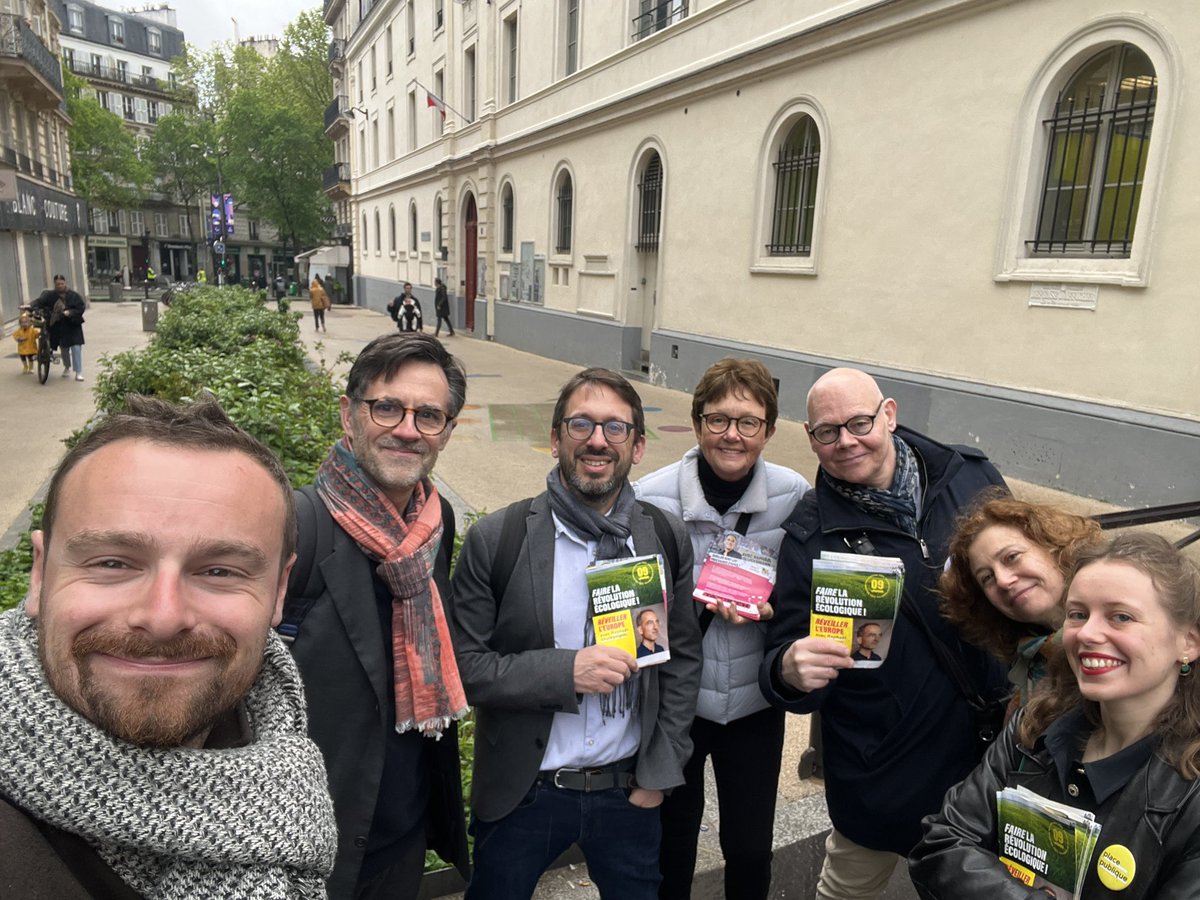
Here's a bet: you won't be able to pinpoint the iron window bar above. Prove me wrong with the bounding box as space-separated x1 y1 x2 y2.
767 124 819 256
632 0 688 41
555 179 573 253
636 155 662 252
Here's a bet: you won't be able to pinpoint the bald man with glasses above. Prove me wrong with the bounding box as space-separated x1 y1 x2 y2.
759 367 1008 900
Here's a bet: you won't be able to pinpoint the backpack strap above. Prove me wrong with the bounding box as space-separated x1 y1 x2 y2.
636 500 681 584
488 497 534 607
278 485 335 644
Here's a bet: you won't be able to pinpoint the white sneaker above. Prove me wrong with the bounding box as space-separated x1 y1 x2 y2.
61 368 71 378
75 374 85 382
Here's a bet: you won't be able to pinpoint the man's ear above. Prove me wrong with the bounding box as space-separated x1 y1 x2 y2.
26 531 46 616
271 552 296 628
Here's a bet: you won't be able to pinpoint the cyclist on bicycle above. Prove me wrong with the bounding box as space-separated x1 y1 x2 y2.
32 274 87 381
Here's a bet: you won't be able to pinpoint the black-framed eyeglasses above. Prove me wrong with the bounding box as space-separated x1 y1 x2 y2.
807 399 886 445
359 398 453 435
562 416 637 444
699 413 767 438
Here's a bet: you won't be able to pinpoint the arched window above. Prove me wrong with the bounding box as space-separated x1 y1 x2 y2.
373 209 381 252
767 116 820 257
554 170 573 253
388 206 396 252
1029 43 1155 258
361 213 368 255
500 182 514 253
409 202 418 253
635 152 662 252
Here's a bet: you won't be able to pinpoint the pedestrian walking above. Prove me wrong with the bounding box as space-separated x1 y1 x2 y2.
434 278 454 337
310 275 331 333
11 313 39 374
32 274 86 382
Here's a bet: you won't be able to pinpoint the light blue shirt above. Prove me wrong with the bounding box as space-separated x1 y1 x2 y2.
539 512 642 770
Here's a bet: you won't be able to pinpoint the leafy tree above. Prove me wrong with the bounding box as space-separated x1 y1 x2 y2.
63 69 150 209
142 113 217 216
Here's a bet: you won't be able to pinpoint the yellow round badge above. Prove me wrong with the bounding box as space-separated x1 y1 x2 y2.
1096 844 1136 891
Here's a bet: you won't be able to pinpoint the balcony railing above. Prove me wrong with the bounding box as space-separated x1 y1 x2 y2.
323 161 350 191
0 13 64 96
324 94 349 131
328 39 344 64
334 222 352 239
1 143 71 189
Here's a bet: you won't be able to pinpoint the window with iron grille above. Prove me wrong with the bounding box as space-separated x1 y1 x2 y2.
375 210 381 252
435 196 443 254
409 203 418 253
1027 43 1155 259
767 116 820 256
636 153 662 252
389 207 396 252
633 0 687 41
501 184 514 253
362 214 369 255
555 173 572 253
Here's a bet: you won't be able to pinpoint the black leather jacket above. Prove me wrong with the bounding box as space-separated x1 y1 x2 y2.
909 712 1200 899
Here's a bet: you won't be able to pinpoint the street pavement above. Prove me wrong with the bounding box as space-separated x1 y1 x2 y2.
3 297 1195 898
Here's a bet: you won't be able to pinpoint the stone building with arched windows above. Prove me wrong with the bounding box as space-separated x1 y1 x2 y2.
323 0 1199 508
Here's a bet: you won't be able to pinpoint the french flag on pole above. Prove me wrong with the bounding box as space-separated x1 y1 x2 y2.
427 89 446 119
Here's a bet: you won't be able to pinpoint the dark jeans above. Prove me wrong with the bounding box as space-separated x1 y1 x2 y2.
313 308 326 330
658 705 786 900
467 779 662 900
434 314 454 335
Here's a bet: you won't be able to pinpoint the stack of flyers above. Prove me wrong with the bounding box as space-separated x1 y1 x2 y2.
809 551 904 668
996 785 1102 899
692 531 778 620
586 554 670 666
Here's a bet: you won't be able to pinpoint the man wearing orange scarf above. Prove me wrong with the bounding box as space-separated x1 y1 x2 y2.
287 333 470 899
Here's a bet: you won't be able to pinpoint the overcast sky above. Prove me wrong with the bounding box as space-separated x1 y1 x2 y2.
99 2 318 51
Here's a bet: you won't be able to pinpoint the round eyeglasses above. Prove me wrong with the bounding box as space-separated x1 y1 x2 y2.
562 416 637 444
807 399 885 445
699 413 766 438
359 398 453 435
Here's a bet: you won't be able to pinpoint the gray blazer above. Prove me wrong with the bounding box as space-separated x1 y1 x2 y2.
450 492 703 823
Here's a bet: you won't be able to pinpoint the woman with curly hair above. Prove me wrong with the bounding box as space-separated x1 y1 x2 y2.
911 533 1200 899
941 493 1101 709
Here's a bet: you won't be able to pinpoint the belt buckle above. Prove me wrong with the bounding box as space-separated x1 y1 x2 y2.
552 767 579 790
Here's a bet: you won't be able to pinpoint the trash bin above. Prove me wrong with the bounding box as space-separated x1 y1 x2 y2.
141 298 159 332
288 281 298 297
109 282 123 302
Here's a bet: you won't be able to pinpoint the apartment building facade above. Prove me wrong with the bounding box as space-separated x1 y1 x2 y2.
0 0 86 320
329 0 1200 508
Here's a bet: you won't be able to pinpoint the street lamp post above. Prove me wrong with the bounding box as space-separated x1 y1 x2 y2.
191 142 230 286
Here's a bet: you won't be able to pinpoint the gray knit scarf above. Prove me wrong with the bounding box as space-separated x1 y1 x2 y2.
546 468 640 720
0 608 337 899
824 435 921 536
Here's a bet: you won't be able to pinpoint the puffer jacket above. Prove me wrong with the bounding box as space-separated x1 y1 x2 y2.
636 446 810 724
909 711 1200 900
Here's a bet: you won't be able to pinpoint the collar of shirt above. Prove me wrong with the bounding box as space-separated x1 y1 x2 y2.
1043 705 1157 808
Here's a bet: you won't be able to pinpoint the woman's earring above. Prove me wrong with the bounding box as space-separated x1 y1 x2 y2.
1181 657 1192 676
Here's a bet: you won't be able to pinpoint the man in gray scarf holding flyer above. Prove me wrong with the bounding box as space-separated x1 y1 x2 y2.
451 367 702 899
0 397 336 899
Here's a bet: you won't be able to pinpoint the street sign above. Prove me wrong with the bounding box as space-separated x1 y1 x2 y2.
214 241 226 254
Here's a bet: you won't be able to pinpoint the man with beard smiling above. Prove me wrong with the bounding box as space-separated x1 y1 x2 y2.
285 333 470 899
0 396 336 898
451 367 702 899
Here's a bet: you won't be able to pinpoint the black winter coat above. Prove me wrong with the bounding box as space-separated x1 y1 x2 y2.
909 712 1200 900
759 425 1008 854
287 495 469 898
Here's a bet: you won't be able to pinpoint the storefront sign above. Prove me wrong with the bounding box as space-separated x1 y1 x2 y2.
90 235 128 248
0 176 88 235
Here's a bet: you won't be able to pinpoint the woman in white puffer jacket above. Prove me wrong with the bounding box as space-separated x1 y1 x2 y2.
636 358 810 900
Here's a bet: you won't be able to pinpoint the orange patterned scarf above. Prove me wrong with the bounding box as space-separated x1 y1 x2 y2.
315 438 467 738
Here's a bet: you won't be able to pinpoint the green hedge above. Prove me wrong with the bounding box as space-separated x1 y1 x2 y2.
0 287 344 613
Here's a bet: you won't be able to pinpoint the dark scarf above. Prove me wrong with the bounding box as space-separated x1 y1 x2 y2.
545 467 639 718
315 438 467 738
824 435 920 536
